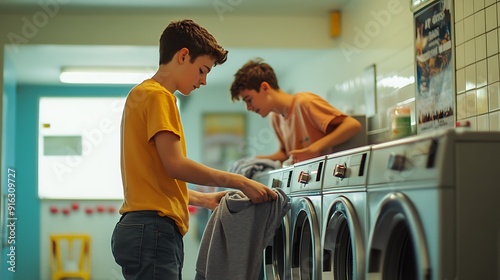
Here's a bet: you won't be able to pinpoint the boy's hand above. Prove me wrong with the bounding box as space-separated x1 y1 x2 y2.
289 147 321 164
201 191 227 210
240 180 278 204
188 189 227 210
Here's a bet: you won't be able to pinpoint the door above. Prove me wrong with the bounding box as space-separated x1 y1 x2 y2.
291 197 321 279
367 192 430 280
322 196 365 280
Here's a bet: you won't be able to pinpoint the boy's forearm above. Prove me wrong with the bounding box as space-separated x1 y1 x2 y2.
314 117 362 152
188 189 201 206
174 159 242 189
255 150 288 163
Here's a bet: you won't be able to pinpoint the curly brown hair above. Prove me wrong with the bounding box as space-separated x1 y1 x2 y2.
159 19 228 66
230 58 280 101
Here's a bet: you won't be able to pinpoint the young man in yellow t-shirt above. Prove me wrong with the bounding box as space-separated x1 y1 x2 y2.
230 58 362 165
111 20 277 280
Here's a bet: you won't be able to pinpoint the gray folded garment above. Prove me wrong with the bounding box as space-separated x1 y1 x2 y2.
195 188 290 280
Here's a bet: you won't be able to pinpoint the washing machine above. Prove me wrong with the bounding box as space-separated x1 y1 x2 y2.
322 146 370 280
259 166 294 280
290 156 325 279
366 129 500 280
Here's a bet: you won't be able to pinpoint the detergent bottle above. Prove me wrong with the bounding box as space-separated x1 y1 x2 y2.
388 106 412 140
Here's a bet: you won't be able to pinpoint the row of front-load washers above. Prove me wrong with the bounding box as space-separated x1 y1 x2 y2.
254 129 500 280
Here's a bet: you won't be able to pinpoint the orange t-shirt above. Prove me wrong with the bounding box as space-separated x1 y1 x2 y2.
270 92 346 156
119 79 189 235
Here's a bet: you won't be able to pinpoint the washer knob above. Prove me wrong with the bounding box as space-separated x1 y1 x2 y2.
298 171 310 184
334 163 347 179
271 178 281 188
388 153 406 171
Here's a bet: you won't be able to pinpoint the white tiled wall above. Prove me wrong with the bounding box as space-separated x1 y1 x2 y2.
455 0 500 131
284 0 500 140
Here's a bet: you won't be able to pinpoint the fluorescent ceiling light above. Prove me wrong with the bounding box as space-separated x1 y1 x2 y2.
378 75 415 89
60 67 156 84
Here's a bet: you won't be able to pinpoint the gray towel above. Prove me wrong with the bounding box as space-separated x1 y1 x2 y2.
195 188 290 280
227 157 282 179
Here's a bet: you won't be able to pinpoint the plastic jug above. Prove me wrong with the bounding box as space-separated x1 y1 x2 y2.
388 106 411 139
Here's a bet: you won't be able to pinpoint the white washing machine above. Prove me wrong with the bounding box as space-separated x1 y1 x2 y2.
322 146 370 280
260 166 294 280
290 156 325 279
366 129 500 280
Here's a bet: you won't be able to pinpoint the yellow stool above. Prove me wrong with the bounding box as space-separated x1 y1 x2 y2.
50 234 91 280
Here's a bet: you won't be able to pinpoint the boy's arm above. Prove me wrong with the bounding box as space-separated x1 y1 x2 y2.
255 149 289 163
188 189 227 210
289 116 362 163
154 131 277 204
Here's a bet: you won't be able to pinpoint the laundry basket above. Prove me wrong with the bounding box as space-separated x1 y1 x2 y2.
50 234 91 280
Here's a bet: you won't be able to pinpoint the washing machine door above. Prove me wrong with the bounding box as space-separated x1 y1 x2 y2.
367 192 431 280
263 214 291 280
323 196 365 280
291 197 321 279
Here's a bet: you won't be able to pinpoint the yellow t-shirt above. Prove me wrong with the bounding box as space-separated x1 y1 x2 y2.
119 79 189 236
270 92 346 156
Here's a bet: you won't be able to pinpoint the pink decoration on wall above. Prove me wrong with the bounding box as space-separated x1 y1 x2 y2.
85 207 94 215
188 205 198 215
96 205 105 213
50 206 59 214
71 202 80 211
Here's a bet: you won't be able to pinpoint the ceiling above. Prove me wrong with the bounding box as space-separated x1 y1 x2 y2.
1 0 346 86
0 0 346 16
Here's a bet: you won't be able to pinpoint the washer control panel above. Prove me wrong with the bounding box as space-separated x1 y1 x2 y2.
323 146 371 190
290 156 326 193
268 167 293 195
368 138 439 186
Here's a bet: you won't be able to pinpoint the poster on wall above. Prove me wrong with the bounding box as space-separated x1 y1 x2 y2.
202 113 246 171
414 0 455 134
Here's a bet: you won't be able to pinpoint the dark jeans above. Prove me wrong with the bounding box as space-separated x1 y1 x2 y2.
111 211 184 280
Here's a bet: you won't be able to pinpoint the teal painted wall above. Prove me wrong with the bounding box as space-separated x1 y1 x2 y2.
14 88 39 279
11 84 130 280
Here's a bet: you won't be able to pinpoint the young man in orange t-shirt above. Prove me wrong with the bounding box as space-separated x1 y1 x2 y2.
230 58 362 165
